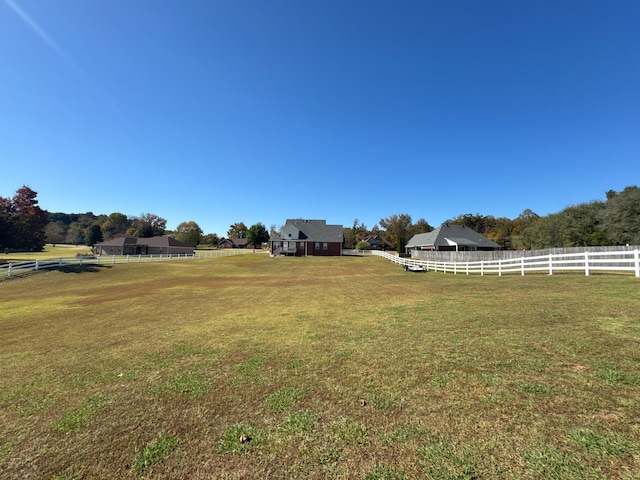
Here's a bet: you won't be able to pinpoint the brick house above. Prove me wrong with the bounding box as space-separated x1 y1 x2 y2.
270 219 344 256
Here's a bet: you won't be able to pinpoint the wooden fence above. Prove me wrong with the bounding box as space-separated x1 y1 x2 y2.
0 249 253 279
344 248 640 277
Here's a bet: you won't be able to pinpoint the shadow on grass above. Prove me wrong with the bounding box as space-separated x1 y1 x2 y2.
0 264 112 281
53 264 113 274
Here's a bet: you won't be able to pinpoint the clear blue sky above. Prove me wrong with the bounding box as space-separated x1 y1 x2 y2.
2 0 639 235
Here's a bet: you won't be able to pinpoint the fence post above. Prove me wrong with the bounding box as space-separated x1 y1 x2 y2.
466 262 469 275
112 255 116 264
481 261 484 276
635 249 639 278
138 254 142 262
126 254 130 263
35 259 39 271
584 251 590 276
548 254 553 275
59 257 63 267
79 256 83 266
8 263 12 277
498 259 502 276
521 257 525 276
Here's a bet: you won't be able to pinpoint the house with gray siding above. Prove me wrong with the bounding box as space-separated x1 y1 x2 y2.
405 224 500 253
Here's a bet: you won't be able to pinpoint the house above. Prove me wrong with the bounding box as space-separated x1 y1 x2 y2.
363 234 391 250
218 237 248 249
94 236 195 256
405 224 500 253
270 219 344 256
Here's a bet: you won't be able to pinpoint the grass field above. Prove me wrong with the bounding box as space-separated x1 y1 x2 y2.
1 254 639 479
1 244 94 263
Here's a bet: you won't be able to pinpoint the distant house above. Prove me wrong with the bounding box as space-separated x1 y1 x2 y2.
218 238 248 249
363 234 391 250
405 224 500 253
270 219 344 256
94 236 195 256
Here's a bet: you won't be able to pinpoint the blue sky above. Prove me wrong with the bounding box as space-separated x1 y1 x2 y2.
2 1 639 235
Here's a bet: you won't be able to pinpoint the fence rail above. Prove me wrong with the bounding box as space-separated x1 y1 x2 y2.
343 249 640 277
0 249 254 278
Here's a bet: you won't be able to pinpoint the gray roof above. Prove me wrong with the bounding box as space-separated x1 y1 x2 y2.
96 236 195 248
405 224 500 249
273 219 344 243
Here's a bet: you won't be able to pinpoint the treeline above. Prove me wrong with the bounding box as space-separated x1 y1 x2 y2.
344 186 640 250
2 185 639 253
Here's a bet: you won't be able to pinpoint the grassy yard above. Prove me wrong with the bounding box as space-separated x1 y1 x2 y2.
1 244 94 263
1 255 639 479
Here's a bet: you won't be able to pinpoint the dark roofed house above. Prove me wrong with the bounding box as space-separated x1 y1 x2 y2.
270 219 343 256
363 234 391 250
405 224 500 253
94 236 195 256
218 238 248 249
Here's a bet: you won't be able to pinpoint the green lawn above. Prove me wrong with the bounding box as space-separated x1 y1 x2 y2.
1 244 93 263
1 255 639 479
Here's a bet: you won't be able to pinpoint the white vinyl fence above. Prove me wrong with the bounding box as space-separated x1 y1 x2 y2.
1 249 254 279
344 249 640 278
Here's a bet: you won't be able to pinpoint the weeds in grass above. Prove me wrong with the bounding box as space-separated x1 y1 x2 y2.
265 386 305 412
364 464 408 480
152 371 213 397
229 356 265 386
133 433 178 474
217 422 265 455
384 422 429 444
278 409 321 436
568 428 637 457
49 466 83 480
591 360 640 386
517 381 556 396
328 417 368 446
418 436 483 480
523 444 602 479
52 393 112 433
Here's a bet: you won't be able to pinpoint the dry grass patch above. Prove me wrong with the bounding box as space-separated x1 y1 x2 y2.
1 255 639 478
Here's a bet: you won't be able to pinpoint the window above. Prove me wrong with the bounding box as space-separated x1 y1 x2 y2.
299 242 304 250
315 242 320 250
323 242 328 250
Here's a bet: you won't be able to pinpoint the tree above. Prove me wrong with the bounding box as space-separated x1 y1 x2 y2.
84 224 104 246
344 219 368 249
128 213 167 238
174 221 203 245
602 186 640 245
101 212 130 239
0 196 13 250
45 221 66 245
246 222 270 249
1 186 48 251
379 213 413 253
356 240 371 250
201 233 220 246
227 222 248 239
408 218 433 237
